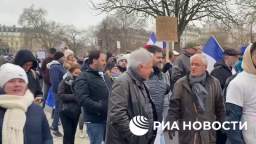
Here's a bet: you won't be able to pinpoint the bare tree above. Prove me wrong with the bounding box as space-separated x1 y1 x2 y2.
18 5 66 49
62 25 82 50
113 10 146 50
96 14 149 53
91 0 238 47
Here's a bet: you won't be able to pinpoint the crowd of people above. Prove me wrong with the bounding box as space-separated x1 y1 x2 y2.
0 41 255 144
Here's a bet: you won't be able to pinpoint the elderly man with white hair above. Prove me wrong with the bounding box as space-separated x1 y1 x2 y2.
105 48 157 144
166 54 225 144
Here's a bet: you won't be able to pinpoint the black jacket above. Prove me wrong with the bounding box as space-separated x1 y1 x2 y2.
0 103 53 144
211 61 233 89
27 70 43 97
74 67 112 123
171 53 191 88
57 74 81 117
105 69 157 144
13 49 42 97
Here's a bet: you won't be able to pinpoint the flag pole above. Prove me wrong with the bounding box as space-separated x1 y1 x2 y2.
166 41 170 62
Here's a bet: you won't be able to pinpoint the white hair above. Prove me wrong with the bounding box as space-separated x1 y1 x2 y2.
128 48 153 69
190 53 208 66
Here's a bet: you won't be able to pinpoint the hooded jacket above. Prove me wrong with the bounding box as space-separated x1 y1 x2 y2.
47 60 66 94
225 44 256 144
13 49 42 97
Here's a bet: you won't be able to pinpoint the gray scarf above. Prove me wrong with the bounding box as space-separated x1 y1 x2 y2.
189 73 208 114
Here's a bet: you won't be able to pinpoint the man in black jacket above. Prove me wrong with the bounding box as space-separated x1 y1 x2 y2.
105 48 157 144
74 50 111 144
211 48 240 144
211 48 240 89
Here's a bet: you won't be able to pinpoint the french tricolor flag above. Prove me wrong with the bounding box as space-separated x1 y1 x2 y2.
203 36 224 73
144 32 167 49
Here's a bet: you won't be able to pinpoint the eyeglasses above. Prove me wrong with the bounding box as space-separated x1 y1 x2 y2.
191 63 205 67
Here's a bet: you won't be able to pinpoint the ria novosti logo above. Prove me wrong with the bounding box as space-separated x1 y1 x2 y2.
129 115 248 136
129 116 149 136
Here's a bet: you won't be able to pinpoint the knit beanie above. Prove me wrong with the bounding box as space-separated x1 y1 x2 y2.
117 54 127 63
0 63 28 87
54 52 64 60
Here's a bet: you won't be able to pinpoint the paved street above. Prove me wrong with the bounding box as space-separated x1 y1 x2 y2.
44 107 89 144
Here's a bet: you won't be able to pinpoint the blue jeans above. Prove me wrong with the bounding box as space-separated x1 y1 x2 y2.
51 94 60 131
86 123 105 144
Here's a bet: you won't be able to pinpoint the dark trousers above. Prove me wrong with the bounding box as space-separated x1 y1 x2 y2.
42 81 50 108
60 111 80 144
51 96 60 131
216 130 227 144
79 109 84 130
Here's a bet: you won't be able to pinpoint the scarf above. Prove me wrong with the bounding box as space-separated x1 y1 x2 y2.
0 90 34 144
189 73 208 114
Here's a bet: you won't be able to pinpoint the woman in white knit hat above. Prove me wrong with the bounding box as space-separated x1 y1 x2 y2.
0 63 52 144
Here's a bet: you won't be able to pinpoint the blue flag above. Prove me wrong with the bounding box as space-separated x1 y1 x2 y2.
46 87 55 108
203 36 224 62
202 36 224 72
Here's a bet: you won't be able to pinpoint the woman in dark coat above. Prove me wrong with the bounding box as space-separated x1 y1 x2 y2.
57 64 81 144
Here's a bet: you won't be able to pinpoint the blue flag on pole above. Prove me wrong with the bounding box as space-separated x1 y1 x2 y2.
203 36 224 62
202 36 224 72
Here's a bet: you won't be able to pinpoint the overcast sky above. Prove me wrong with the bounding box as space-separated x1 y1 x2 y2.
0 0 106 29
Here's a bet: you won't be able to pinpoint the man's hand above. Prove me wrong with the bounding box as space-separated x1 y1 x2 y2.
34 97 43 104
